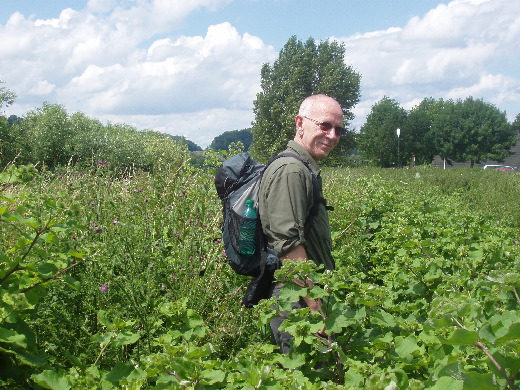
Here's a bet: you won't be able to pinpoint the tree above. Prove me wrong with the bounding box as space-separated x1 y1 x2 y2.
405 98 438 165
430 97 516 167
357 97 407 167
10 103 74 168
210 129 253 152
250 36 361 163
170 136 202 152
0 80 16 111
512 113 520 134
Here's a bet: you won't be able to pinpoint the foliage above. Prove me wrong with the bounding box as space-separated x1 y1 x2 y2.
0 80 16 111
360 96 517 167
1 160 519 389
510 113 520 135
4 104 190 172
357 97 407 167
170 135 202 152
251 36 361 163
431 97 516 166
210 129 253 152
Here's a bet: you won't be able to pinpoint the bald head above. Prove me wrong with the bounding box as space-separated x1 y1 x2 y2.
294 94 344 162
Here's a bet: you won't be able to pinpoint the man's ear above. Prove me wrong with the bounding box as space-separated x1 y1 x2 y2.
295 115 303 129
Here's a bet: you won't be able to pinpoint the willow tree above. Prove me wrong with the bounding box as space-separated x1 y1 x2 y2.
250 36 361 163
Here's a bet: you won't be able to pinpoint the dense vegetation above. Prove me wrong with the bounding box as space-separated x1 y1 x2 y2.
1 157 518 389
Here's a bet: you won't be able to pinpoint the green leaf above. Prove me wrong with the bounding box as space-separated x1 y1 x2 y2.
67 250 85 258
63 274 81 290
430 376 464 390
113 331 140 347
495 321 520 343
0 327 28 347
460 371 497 390
200 369 226 385
441 328 478 346
279 283 306 302
105 362 134 385
394 335 419 362
276 352 306 369
32 370 71 390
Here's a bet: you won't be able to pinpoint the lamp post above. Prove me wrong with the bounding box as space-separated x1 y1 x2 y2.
396 128 401 168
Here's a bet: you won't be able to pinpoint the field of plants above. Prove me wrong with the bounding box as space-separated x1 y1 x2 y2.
1 157 519 389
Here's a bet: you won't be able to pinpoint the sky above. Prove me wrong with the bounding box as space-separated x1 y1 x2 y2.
1 0 519 148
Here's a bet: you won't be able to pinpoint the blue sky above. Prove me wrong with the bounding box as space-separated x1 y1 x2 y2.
1 0 519 147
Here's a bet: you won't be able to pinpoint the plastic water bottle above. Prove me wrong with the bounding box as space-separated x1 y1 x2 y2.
238 200 257 255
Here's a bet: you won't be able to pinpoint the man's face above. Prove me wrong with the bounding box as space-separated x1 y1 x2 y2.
296 102 344 162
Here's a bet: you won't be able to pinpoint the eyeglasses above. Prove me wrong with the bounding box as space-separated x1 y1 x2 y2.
303 116 346 137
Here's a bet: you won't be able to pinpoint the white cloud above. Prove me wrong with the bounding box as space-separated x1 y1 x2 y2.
338 0 520 126
1 0 518 148
0 1 275 147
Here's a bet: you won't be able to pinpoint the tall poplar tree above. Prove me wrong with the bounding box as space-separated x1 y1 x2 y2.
250 36 361 163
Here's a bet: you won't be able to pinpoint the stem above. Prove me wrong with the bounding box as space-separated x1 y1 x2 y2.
21 258 88 293
475 341 516 390
94 334 114 365
0 220 50 286
514 287 520 306
453 318 516 390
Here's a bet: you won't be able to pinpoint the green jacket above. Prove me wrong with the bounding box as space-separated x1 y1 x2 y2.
258 140 335 271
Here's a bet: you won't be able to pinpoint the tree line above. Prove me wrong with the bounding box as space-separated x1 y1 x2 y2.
0 101 191 172
2 33 519 171
358 96 520 168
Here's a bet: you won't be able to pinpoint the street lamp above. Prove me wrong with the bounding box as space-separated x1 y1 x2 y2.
396 128 401 168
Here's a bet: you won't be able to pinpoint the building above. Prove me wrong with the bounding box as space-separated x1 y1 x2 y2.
432 135 520 169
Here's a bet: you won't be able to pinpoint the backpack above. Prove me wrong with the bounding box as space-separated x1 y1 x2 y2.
214 152 332 306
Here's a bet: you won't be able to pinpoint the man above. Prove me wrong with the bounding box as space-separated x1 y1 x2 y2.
258 94 344 354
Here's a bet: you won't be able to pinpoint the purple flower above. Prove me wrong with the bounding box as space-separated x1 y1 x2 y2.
90 201 96 206
100 284 109 292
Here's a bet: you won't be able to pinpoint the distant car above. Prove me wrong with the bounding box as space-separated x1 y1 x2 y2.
483 164 505 169
493 166 515 172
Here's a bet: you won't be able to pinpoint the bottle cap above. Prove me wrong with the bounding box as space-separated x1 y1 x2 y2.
246 199 254 206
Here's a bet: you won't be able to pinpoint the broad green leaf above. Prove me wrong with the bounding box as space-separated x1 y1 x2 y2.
104 362 134 385
37 262 58 276
495 321 520 343
395 335 418 361
441 328 478 346
32 370 71 390
200 369 226 385
276 352 306 369
460 371 497 390
279 283 306 302
430 376 464 390
113 331 140 347
0 327 27 347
